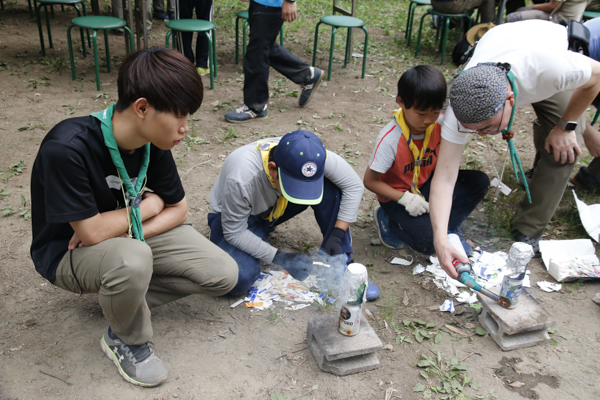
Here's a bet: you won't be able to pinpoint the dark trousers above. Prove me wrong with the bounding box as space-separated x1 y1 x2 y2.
180 0 212 68
208 178 353 295
380 170 489 255
243 0 311 111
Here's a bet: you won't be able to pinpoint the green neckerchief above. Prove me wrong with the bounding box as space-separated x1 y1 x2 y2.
90 104 151 241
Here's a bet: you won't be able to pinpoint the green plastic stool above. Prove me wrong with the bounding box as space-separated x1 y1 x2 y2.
67 16 133 91
235 10 283 65
583 10 600 21
36 0 90 57
406 0 431 47
166 19 216 89
312 15 369 81
414 8 472 65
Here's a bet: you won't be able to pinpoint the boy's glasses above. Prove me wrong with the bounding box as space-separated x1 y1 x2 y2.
457 103 505 136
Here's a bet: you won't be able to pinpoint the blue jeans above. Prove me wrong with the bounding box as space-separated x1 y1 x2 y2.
208 178 353 295
380 170 489 255
243 0 311 111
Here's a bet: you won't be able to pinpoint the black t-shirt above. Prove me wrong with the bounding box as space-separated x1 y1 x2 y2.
30 116 185 282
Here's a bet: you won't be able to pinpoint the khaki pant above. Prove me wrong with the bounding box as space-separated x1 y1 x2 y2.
512 90 585 238
53 224 238 345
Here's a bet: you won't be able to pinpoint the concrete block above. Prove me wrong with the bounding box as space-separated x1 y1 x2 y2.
477 287 555 351
307 313 383 376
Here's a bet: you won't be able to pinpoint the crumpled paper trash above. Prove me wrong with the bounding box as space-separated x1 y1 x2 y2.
537 281 562 292
439 299 455 312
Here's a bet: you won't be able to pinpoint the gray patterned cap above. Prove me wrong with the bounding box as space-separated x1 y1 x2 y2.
449 63 509 124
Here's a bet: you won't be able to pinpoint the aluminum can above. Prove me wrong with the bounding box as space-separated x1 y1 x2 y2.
339 303 363 336
499 271 526 309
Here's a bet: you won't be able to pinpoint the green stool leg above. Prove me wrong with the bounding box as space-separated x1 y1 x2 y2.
92 30 101 91
74 6 85 58
124 26 134 53
414 12 427 57
440 15 450 64
407 2 418 46
211 28 217 78
312 21 322 67
44 4 53 50
242 19 248 66
279 25 283 47
105 29 111 73
593 108 600 126
67 23 76 80
205 31 214 89
165 30 172 47
81 2 91 47
235 15 241 64
343 27 351 68
361 26 368 79
28 0 33 19
328 26 337 81
36 3 46 56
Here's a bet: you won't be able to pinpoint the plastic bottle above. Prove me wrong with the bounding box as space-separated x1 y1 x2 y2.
339 263 368 336
499 242 535 308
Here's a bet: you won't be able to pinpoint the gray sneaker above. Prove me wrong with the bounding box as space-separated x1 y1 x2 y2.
224 104 267 123
299 67 323 107
100 327 167 387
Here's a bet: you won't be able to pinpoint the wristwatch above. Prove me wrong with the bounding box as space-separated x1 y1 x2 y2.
285 0 296 2
557 117 577 131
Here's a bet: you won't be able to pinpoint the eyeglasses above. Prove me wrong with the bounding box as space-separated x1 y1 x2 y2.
457 103 505 136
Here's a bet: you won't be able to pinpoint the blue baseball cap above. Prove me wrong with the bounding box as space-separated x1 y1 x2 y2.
273 130 326 205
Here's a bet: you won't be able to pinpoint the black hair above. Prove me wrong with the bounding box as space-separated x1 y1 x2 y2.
116 47 203 116
397 65 447 111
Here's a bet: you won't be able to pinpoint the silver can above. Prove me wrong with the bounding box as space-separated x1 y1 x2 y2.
499 271 526 309
339 303 363 336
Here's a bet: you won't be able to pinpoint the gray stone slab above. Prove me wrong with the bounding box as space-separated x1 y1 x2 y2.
477 287 556 351
306 313 382 376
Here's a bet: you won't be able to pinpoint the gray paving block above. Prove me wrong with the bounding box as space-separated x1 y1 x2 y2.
307 313 382 376
477 287 556 351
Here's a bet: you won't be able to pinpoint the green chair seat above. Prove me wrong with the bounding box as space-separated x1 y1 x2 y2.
67 15 133 91
583 10 600 21
71 15 126 29
165 19 217 89
235 10 283 65
405 0 432 46
166 19 215 32
414 8 472 65
312 15 369 81
319 15 365 27
36 0 90 57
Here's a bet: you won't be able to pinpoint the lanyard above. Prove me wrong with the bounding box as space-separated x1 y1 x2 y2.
502 71 532 204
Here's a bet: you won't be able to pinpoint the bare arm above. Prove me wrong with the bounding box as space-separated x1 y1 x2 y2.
281 0 297 22
363 168 405 203
430 139 466 279
545 58 600 163
69 193 187 247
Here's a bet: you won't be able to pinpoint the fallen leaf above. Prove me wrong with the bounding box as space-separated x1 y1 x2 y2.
508 381 525 388
445 325 468 336
383 344 394 351
9 345 23 352
363 308 374 319
403 292 409 306
428 306 439 311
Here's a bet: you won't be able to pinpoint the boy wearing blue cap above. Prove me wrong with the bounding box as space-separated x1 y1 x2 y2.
364 65 489 255
208 130 380 300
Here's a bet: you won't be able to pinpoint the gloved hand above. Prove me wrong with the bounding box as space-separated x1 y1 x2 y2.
272 251 314 281
322 227 345 256
398 192 429 217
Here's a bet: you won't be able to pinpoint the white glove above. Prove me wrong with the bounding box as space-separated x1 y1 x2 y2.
398 192 429 217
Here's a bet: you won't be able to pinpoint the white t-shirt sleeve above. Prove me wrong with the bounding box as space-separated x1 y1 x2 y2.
440 105 469 145
368 122 402 174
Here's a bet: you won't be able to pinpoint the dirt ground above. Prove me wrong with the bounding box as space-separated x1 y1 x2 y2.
1 4 600 400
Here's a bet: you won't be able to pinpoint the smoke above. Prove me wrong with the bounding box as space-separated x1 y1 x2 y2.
309 249 351 308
